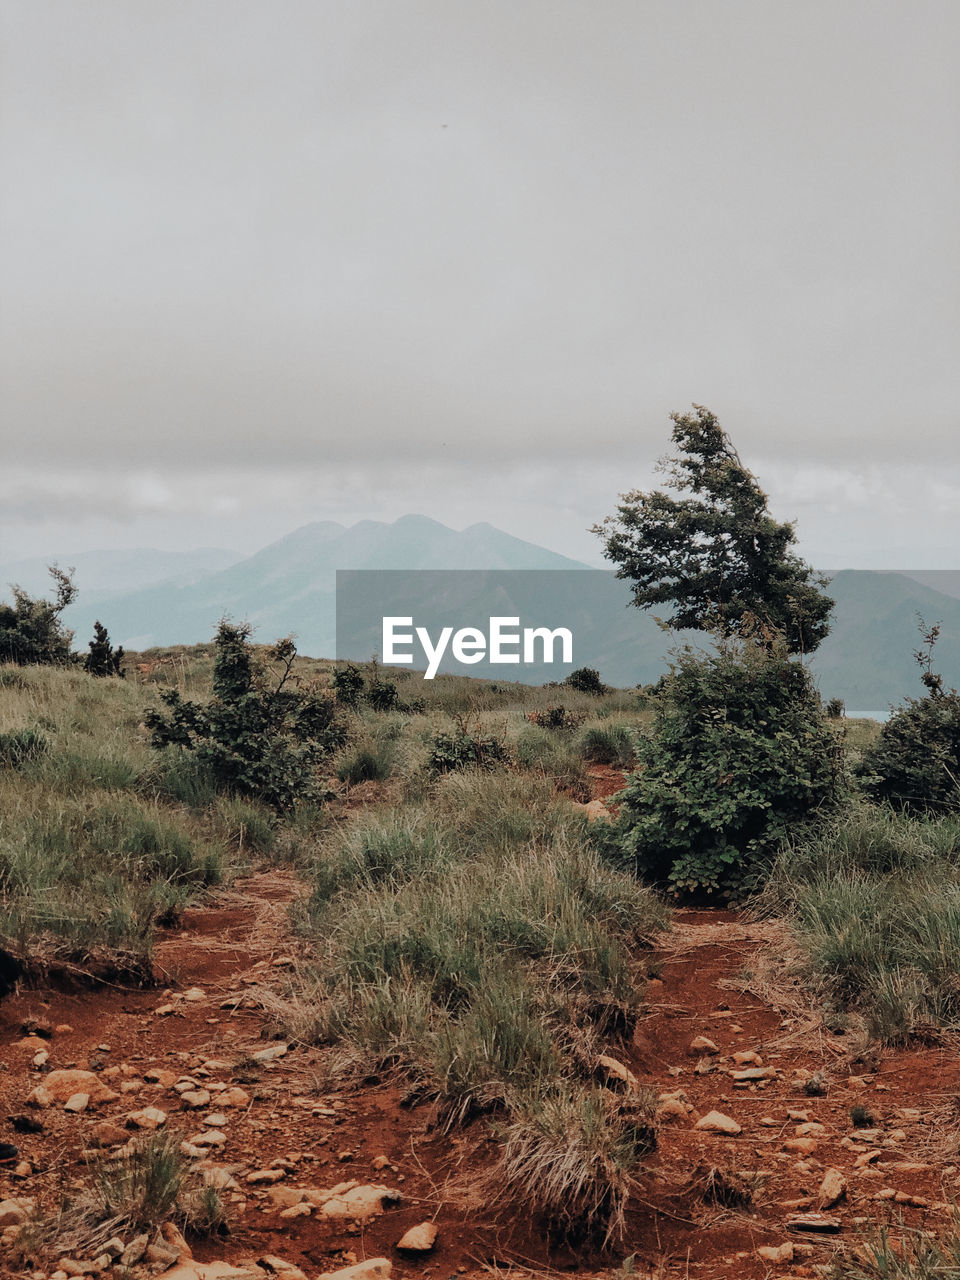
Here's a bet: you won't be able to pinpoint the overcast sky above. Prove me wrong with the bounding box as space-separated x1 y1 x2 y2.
2 0 958 570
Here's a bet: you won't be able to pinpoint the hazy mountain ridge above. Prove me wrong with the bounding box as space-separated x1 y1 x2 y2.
7 517 959 708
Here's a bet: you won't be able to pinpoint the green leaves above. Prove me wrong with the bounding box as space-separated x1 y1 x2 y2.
593 405 833 654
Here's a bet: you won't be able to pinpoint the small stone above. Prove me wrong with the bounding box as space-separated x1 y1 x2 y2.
854 1149 882 1168
154 1004 177 1016
120 1233 150 1266
183 987 206 1001
397 1222 438 1252
32 1050 49 1068
89 1122 127 1148
371 1155 391 1170
319 1184 401 1219
316 1261 391 1280
204 1112 229 1127
252 1043 288 1063
0 1200 28 1229
63 1093 89 1114
785 1211 842 1233
180 1089 212 1109
597 1053 639 1088
280 1202 314 1218
25 1086 53 1109
126 1106 167 1130
220 1087 251 1107
695 1110 741 1136
42 1070 119 1107
796 1121 827 1136
688 1036 719 1055
783 1138 818 1155
733 1051 763 1066
756 1243 793 1263
247 1168 287 1184
655 1098 690 1125
819 1168 847 1209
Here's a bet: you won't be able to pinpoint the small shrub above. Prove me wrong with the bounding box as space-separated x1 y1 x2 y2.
0 566 77 666
565 667 606 695
429 719 509 773
337 743 394 786
528 704 585 732
825 697 845 718
145 622 345 812
84 621 125 678
579 724 635 769
850 1104 875 1128
332 664 365 708
367 679 400 712
0 727 47 769
613 634 844 898
92 1132 184 1232
859 622 960 814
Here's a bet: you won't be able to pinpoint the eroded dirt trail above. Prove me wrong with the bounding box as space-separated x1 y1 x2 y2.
622 909 960 1277
3 876 960 1280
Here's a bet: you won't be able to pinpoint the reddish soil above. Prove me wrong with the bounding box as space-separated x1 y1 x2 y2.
2 860 960 1277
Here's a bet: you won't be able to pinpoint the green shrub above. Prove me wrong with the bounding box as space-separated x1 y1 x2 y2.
565 667 606 695
528 704 585 731
367 679 400 712
613 636 844 898
0 727 47 769
337 742 394 786
145 622 345 812
859 691 960 814
429 719 509 772
84 621 125 678
0 567 77 666
579 724 636 769
331 664 365 708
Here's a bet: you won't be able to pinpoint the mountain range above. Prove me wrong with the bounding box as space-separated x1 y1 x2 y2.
2 515 958 712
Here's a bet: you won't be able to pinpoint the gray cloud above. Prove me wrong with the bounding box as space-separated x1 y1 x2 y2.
1 1 957 560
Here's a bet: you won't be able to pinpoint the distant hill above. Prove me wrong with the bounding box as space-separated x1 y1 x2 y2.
10 516 959 710
51 516 590 654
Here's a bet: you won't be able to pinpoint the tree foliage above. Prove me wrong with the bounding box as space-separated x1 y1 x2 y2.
145 621 345 812
593 406 833 654
0 566 77 666
84 620 125 678
611 634 844 898
859 622 960 814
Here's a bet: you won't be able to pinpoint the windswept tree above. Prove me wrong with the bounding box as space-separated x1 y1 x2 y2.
593 406 833 654
84 620 125 678
0 566 77 666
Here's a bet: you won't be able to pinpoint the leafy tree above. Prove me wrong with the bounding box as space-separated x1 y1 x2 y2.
859 621 960 813
84 620 125 678
610 635 844 898
565 667 606 695
0 566 77 666
593 406 833 654
145 621 345 813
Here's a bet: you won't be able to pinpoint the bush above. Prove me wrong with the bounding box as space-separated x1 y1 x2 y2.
528 705 585 731
613 636 844 898
565 667 606 695
860 692 960 814
145 622 345 813
0 727 47 769
429 718 509 773
0 567 77 666
84 621 125 678
367 678 400 712
579 724 636 769
331 664 365 708
825 697 845 718
337 743 395 786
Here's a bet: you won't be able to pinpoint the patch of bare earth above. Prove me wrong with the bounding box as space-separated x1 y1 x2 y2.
2 858 960 1278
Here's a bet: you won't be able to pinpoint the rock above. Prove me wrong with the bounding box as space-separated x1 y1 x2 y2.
785 1212 842 1233
120 1233 150 1267
186 1129 226 1147
733 1051 762 1066
144 1068 178 1087
204 1112 228 1127
371 1155 391 1170
397 1222 438 1252
319 1184 401 1219
183 987 207 1001
596 1053 639 1088
89 1122 128 1148
126 1106 167 1130
259 1259 309 1280
247 1168 287 1184
655 1098 690 1125
266 1186 307 1209
854 1149 882 1168
161 1221 193 1261
180 1089 212 1109
894 1191 929 1208
252 1043 288 1063
730 1067 776 1082
63 1093 89 1114
203 1167 240 1192
0 1200 28 1228
220 1087 251 1108
101 1237 125 1259
43 1070 119 1107
787 1109 810 1122
316 1261 392 1280
154 1004 178 1016
695 1110 741 1136
819 1168 847 1209
688 1036 719 1055
33 1050 49 1068
280 1202 313 1218
757 1244 793 1263
24 1086 52 1110
783 1138 818 1155
796 1121 827 1136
